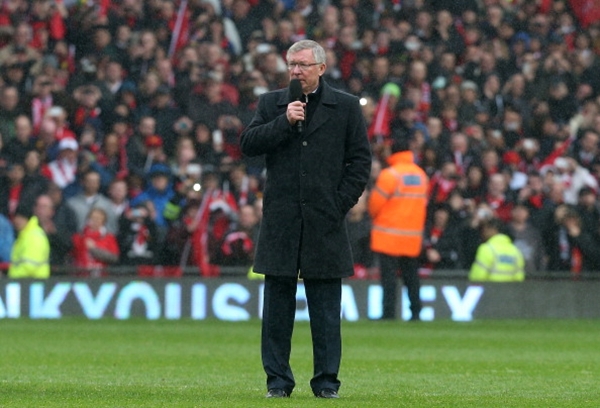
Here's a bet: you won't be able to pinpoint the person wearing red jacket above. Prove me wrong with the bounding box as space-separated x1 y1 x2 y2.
369 134 429 321
71 207 119 277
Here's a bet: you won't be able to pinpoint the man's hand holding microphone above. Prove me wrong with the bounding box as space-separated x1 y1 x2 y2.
287 78 305 133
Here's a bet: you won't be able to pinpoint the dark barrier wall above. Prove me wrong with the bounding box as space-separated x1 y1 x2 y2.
1 278 599 321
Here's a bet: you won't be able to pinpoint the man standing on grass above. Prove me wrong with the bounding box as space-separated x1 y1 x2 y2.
240 39 371 399
369 133 428 321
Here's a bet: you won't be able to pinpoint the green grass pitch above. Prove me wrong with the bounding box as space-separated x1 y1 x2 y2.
1 318 599 407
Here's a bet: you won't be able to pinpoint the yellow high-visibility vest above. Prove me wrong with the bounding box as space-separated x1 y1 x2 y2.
8 216 50 279
469 233 525 282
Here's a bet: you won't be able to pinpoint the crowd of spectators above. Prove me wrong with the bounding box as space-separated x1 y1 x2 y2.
1 0 600 278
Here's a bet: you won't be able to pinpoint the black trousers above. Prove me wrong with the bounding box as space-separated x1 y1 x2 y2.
379 253 422 319
261 275 342 395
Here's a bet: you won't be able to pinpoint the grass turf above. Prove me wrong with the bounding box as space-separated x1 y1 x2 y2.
0 319 599 407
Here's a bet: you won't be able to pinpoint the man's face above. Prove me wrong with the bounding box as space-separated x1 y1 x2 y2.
582 132 599 152
580 192 597 207
105 62 123 82
13 214 28 232
239 205 258 229
35 196 54 220
287 48 326 94
8 164 25 184
87 210 106 230
14 25 30 47
480 225 496 241
138 118 156 137
1 88 18 110
15 117 32 141
59 148 77 162
151 175 169 192
398 107 416 123
511 205 529 223
409 61 427 82
488 174 506 195
83 173 101 195
109 181 128 202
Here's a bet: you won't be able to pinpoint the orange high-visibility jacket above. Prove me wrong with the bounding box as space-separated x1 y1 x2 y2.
369 151 429 257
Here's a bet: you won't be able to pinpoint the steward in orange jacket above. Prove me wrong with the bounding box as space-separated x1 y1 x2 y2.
369 151 429 256
369 139 429 320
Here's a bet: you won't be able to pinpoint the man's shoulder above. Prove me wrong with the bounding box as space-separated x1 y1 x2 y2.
66 194 84 206
387 164 428 185
409 163 428 179
95 194 114 207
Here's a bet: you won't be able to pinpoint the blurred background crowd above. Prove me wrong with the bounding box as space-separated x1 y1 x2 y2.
1 0 600 278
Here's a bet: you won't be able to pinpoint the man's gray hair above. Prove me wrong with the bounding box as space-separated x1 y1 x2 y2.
288 40 326 64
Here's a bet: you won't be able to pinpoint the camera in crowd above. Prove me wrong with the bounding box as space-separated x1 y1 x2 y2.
128 204 150 221
174 163 203 194
186 163 202 192
131 208 145 218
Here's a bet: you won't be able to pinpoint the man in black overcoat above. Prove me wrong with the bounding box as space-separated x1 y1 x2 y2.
240 40 371 399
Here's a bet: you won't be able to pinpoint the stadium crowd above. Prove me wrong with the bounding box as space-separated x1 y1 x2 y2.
1 0 600 278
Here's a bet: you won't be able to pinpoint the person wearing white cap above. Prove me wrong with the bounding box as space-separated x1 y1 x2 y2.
58 137 78 152
47 106 77 141
553 157 598 205
41 137 79 192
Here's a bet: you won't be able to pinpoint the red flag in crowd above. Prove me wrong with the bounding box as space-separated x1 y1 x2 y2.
368 83 401 143
168 0 189 60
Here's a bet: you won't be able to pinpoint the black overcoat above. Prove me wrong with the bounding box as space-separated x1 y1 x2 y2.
240 80 372 278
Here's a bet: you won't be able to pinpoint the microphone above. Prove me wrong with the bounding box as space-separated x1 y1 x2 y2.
289 78 304 133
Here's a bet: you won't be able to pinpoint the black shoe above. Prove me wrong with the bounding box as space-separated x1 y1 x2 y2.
315 389 339 399
266 389 289 398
